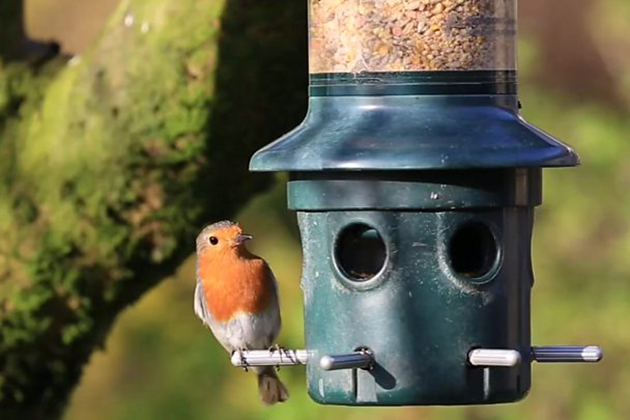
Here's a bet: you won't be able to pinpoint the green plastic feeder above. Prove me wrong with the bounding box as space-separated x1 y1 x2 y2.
247 0 601 406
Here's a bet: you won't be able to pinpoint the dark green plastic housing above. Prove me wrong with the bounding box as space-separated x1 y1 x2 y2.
251 72 578 172
249 71 578 405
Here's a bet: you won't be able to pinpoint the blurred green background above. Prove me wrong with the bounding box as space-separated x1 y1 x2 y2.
23 0 630 418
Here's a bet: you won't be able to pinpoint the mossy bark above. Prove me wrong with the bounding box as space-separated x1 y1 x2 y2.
0 0 307 418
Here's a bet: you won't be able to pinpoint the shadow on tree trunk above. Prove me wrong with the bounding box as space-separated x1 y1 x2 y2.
0 0 60 63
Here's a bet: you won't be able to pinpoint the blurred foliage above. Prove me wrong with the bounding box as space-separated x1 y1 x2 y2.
5 0 628 418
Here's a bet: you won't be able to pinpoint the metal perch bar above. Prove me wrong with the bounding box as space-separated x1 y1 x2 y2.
468 346 603 366
532 346 603 363
230 349 310 367
229 348 375 371
468 349 522 367
320 350 374 371
229 346 603 370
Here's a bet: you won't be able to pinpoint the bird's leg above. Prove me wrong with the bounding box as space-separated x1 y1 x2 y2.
268 343 282 354
234 348 249 372
268 343 284 372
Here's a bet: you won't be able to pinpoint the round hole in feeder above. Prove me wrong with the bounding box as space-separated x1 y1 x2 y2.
335 224 386 281
448 221 499 280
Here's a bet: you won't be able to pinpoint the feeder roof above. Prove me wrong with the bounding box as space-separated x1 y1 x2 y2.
250 95 579 172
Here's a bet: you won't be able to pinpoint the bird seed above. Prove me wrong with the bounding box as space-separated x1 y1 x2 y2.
309 0 516 73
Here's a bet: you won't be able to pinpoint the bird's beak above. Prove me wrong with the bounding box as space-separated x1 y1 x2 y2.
234 233 253 245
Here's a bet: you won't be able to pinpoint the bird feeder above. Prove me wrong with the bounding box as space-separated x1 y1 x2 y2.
245 0 602 405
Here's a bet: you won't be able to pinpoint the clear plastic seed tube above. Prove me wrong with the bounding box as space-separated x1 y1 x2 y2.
309 0 516 73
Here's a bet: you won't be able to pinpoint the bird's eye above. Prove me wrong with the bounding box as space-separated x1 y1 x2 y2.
208 236 219 246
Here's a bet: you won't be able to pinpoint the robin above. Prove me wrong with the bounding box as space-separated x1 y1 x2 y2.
194 220 289 405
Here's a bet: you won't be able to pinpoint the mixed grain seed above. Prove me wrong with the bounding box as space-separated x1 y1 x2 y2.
309 0 516 73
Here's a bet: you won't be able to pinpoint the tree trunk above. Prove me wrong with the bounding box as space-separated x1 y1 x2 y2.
0 0 307 418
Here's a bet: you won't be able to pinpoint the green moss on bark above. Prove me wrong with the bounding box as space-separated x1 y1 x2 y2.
0 0 307 418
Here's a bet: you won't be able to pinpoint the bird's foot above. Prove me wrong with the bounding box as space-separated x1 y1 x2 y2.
269 343 284 371
234 349 249 372
268 343 284 354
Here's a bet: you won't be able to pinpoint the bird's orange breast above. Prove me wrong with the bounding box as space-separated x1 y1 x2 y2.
198 252 275 323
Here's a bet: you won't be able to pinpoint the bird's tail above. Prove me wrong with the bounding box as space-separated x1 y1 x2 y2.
257 366 289 405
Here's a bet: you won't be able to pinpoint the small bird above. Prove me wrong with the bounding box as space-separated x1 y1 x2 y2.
194 220 288 405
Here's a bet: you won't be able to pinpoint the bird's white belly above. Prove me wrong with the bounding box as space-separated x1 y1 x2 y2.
210 306 280 351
